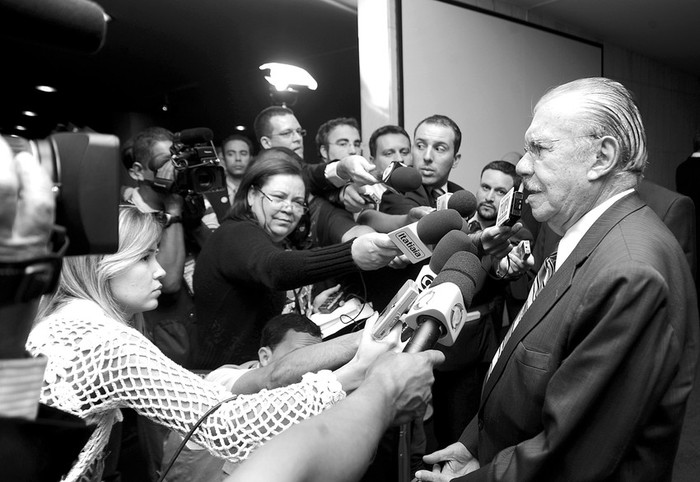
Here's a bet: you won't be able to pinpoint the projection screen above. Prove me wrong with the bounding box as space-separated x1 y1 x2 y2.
400 0 602 191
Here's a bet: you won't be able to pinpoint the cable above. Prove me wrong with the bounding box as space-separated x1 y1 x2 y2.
156 394 239 482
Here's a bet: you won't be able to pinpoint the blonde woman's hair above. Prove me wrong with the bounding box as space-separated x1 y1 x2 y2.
37 205 162 324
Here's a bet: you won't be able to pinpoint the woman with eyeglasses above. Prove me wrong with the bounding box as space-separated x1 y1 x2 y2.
193 148 401 369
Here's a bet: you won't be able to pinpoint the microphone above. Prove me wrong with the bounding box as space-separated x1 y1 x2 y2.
446 190 477 219
414 229 472 290
173 128 214 145
403 250 486 353
384 166 422 193
388 209 464 263
371 230 472 340
1 0 107 54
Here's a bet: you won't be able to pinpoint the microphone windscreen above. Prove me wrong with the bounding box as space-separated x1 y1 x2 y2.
447 190 478 218
433 251 484 307
429 230 471 273
175 128 214 144
1 0 107 54
416 209 465 244
386 166 422 193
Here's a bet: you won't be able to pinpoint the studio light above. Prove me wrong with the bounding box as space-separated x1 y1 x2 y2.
259 62 318 106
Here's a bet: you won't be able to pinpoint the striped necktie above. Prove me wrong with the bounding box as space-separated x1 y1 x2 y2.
431 187 445 206
485 251 557 381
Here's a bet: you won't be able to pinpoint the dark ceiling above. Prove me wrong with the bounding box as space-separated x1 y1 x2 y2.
1 0 360 158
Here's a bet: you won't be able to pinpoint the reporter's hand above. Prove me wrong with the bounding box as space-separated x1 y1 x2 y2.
351 233 402 270
479 222 523 258
414 442 479 481
312 284 343 313
0 140 55 262
388 254 411 269
341 183 372 213
365 350 444 425
496 243 535 278
407 206 434 224
336 155 378 186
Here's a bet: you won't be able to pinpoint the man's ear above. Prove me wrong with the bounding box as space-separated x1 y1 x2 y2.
452 153 461 169
587 136 618 181
129 162 147 181
260 136 273 150
258 346 272 367
319 144 329 162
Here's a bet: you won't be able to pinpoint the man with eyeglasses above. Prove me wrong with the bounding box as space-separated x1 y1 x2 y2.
415 78 698 482
254 107 378 212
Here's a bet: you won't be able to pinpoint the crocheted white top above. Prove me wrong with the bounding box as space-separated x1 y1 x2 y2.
26 299 345 482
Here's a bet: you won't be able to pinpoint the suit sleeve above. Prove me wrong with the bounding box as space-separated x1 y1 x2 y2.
455 261 686 481
660 195 696 278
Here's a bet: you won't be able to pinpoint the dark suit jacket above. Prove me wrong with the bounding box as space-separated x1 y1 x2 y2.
457 193 699 481
380 180 464 214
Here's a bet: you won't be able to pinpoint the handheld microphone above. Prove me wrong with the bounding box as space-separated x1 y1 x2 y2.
384 166 422 193
173 128 214 145
446 190 478 219
414 229 472 290
403 250 486 353
388 209 464 263
372 230 472 340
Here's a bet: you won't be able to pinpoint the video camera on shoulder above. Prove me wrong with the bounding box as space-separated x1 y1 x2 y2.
3 130 120 256
155 127 226 196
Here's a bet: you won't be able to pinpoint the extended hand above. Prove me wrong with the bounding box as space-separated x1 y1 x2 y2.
479 222 523 258
336 155 378 186
365 350 444 425
351 233 402 270
414 442 479 481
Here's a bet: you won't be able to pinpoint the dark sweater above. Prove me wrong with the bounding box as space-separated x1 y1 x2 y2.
193 219 357 368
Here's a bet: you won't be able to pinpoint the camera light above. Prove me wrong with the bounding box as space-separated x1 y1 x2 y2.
35 85 57 93
235 125 246 131
22 110 38 117
260 63 318 92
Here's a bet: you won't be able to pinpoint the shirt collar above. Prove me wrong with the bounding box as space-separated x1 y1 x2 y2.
556 189 634 270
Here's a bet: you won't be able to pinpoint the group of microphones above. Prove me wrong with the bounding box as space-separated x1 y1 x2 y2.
376 189 491 354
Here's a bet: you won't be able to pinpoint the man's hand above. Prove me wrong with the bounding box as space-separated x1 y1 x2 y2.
414 442 479 481
496 239 535 278
0 140 54 262
351 233 402 270
407 206 434 224
341 183 372 213
364 350 445 425
479 222 523 258
336 155 378 186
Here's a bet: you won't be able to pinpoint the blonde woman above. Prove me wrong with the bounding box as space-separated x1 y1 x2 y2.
27 205 390 482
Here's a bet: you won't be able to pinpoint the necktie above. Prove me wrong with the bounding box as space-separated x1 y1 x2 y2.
431 187 445 206
467 219 481 233
485 251 557 381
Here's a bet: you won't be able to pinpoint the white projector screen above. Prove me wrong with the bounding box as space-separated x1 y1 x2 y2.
400 0 602 192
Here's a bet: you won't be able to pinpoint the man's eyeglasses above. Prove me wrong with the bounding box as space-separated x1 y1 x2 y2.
272 128 307 139
256 187 308 214
524 134 600 159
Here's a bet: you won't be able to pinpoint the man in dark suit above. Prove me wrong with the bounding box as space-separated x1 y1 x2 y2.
676 131 700 281
381 114 464 214
416 78 699 481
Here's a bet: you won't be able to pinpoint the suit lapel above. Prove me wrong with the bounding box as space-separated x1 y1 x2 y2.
479 193 647 407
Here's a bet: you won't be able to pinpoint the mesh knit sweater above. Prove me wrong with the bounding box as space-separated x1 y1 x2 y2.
26 299 345 482
194 219 358 368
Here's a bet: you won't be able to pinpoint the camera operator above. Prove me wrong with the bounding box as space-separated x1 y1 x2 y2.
121 126 225 480
0 137 93 481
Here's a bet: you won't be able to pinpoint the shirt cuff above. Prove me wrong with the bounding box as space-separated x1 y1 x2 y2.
0 355 47 420
324 161 347 188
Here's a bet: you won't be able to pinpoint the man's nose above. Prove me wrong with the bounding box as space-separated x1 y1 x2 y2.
423 146 433 162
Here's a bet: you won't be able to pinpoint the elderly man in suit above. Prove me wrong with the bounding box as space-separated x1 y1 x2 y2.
416 77 699 481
